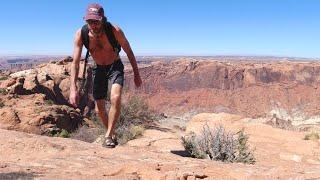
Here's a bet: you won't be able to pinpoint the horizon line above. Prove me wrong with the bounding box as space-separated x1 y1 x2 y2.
0 53 319 60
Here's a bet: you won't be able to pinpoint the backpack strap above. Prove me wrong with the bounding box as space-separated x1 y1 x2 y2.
81 24 90 50
104 22 121 54
80 22 121 55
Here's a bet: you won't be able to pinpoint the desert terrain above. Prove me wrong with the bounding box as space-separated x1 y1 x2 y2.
0 56 320 179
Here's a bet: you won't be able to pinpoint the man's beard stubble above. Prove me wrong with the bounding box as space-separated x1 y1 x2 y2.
90 27 103 37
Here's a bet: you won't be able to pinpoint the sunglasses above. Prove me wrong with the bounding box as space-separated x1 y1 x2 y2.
86 20 101 26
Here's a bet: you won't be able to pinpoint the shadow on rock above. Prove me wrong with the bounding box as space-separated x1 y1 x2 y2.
170 150 192 157
0 172 39 180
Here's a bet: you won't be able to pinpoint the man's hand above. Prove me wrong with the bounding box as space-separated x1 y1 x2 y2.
134 73 142 87
69 89 79 108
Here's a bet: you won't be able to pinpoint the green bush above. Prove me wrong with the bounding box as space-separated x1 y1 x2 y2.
0 76 8 81
49 128 70 138
182 124 255 164
59 129 70 138
0 88 7 95
55 129 70 138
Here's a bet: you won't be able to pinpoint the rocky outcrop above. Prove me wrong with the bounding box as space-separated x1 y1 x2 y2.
0 57 94 135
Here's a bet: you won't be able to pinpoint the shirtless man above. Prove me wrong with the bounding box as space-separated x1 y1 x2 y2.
69 3 142 148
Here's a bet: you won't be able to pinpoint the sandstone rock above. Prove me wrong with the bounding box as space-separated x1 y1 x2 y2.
0 107 20 129
9 79 25 95
0 78 16 88
0 74 84 135
279 153 302 163
56 56 73 65
10 69 36 78
23 73 38 91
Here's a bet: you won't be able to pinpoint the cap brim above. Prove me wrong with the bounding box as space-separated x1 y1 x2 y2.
84 15 103 21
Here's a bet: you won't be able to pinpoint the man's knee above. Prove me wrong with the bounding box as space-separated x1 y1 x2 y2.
110 94 121 108
95 100 106 114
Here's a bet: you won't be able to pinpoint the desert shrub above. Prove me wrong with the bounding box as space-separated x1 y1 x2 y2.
70 125 104 143
0 99 4 108
0 76 8 81
234 130 256 164
304 132 320 140
115 95 157 144
57 129 70 138
50 129 70 138
70 95 157 144
118 95 157 126
116 125 145 145
182 124 255 164
44 99 54 106
0 88 7 95
70 113 106 143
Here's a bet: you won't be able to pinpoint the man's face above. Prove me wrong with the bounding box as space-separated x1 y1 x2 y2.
86 19 103 35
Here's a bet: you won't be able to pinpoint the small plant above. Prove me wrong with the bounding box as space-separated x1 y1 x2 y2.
0 88 7 95
304 132 320 140
53 129 70 138
0 76 8 81
49 128 70 138
235 130 256 163
44 99 54 106
0 99 4 108
58 129 70 138
182 124 255 164
182 133 207 159
116 125 145 145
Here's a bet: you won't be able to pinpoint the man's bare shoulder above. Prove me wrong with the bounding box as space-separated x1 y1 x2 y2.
74 28 83 45
75 28 82 37
112 24 124 34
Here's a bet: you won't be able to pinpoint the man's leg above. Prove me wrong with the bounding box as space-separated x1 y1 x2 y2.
95 99 108 129
105 83 122 138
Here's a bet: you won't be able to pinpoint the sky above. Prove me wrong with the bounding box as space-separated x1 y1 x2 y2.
0 0 319 58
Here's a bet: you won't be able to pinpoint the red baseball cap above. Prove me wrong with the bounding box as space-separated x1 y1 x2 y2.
83 3 104 21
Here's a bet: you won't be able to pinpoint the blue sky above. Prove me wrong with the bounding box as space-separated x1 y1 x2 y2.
0 0 319 58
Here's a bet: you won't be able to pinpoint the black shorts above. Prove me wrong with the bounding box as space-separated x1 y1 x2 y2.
92 59 124 100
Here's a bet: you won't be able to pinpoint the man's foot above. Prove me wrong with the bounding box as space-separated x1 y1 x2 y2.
103 136 116 148
112 134 118 146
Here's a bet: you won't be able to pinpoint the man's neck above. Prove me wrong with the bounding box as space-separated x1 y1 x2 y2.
90 29 103 38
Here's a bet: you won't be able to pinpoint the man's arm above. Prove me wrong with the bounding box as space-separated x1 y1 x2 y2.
113 25 142 87
69 29 83 107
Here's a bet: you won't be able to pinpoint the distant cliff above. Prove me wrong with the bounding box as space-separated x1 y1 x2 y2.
124 60 320 119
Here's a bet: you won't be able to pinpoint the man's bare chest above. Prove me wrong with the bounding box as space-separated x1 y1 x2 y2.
88 34 113 53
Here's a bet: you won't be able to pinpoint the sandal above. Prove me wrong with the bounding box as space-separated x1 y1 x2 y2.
103 136 116 148
113 136 119 146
